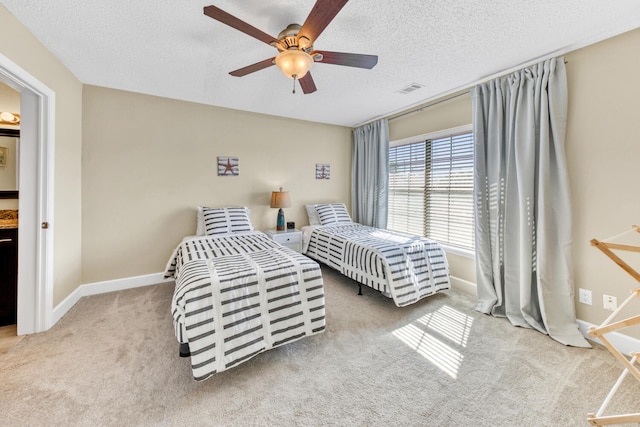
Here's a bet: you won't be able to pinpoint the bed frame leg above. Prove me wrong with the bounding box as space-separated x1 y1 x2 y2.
179 343 190 358
358 284 362 296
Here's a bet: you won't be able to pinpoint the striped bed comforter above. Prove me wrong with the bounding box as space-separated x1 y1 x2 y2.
303 223 450 307
164 232 326 381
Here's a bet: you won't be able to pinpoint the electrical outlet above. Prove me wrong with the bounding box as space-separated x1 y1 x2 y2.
578 288 592 305
603 294 618 311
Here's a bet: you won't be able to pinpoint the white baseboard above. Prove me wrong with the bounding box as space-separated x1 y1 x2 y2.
51 272 640 357
51 286 83 327
52 272 172 326
450 275 477 296
578 319 640 356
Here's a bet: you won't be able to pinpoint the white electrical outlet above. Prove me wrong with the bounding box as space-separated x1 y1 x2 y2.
578 288 592 305
603 294 618 311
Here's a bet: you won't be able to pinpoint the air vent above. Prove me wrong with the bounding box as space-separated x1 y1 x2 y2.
396 83 425 94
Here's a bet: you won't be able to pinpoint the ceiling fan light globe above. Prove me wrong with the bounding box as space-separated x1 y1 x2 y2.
275 49 313 79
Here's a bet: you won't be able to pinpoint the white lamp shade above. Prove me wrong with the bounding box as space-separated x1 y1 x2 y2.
275 49 314 79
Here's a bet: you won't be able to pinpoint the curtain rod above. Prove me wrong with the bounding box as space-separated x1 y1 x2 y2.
354 57 570 129
388 91 470 122
387 58 568 123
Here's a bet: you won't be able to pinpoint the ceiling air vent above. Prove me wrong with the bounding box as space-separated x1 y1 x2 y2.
396 83 425 94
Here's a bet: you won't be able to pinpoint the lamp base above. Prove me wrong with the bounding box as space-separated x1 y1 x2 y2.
276 208 285 231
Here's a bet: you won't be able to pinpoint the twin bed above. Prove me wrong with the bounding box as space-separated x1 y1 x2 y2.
165 204 450 381
164 207 326 381
302 203 450 307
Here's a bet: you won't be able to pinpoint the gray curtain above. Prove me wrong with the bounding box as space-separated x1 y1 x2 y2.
352 119 389 228
472 58 589 347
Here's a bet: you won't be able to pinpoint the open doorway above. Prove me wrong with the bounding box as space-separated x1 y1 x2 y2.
0 53 54 335
0 84 20 332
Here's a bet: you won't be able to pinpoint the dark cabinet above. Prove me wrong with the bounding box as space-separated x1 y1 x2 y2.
0 228 18 326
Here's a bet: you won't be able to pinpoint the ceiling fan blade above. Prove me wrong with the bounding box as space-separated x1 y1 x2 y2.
204 5 280 46
298 0 349 44
229 57 276 77
299 73 317 94
314 51 378 69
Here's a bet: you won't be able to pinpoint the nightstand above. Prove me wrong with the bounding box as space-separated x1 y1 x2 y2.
265 229 302 253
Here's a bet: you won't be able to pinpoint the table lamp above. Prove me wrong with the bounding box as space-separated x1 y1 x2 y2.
270 187 291 231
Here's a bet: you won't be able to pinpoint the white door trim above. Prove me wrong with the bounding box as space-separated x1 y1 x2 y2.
0 52 54 335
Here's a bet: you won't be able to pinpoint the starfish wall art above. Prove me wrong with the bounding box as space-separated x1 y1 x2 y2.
218 156 239 176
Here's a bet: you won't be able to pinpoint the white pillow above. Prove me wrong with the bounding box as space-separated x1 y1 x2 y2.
314 203 352 225
196 206 205 236
200 206 254 235
305 204 322 226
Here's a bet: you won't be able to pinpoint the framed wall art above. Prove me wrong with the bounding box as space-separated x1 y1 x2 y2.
218 156 239 176
315 163 330 180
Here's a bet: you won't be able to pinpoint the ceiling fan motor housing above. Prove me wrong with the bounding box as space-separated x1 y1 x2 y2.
275 24 312 52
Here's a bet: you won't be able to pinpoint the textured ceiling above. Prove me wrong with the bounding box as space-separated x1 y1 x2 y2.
3 1 640 127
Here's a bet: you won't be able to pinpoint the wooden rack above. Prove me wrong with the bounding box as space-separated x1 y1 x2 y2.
587 225 640 426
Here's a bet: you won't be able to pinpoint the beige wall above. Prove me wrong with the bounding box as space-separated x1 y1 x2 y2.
565 28 640 337
388 93 477 287
388 28 640 339
0 81 19 111
389 93 472 142
0 82 19 193
0 5 83 306
82 85 352 283
0 136 17 190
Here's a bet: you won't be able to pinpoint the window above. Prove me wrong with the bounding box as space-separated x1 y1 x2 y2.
388 127 475 251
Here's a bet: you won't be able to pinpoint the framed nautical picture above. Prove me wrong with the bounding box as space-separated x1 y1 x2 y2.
315 163 330 180
218 156 239 176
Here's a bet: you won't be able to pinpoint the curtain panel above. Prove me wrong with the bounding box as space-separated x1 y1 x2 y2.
352 119 389 228
472 58 589 347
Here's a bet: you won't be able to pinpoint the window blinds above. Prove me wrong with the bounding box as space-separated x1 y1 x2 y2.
426 132 474 249
388 141 426 237
388 132 475 251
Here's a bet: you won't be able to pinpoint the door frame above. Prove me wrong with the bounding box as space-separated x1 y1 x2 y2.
0 52 54 335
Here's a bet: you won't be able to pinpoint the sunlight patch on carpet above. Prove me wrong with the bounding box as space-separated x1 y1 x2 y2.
417 305 472 346
392 305 473 378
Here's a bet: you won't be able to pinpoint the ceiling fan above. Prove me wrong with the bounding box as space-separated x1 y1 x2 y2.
203 0 378 94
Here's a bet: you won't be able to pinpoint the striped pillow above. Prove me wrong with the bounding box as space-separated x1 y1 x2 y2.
314 203 352 225
202 207 254 235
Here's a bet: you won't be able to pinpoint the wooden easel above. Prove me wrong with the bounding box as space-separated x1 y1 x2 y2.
587 225 640 426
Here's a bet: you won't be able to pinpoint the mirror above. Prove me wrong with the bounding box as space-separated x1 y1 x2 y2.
0 128 19 199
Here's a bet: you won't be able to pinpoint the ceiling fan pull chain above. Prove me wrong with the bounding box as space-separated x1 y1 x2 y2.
292 74 298 94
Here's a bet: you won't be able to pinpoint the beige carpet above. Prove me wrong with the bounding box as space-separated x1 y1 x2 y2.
1 266 638 426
